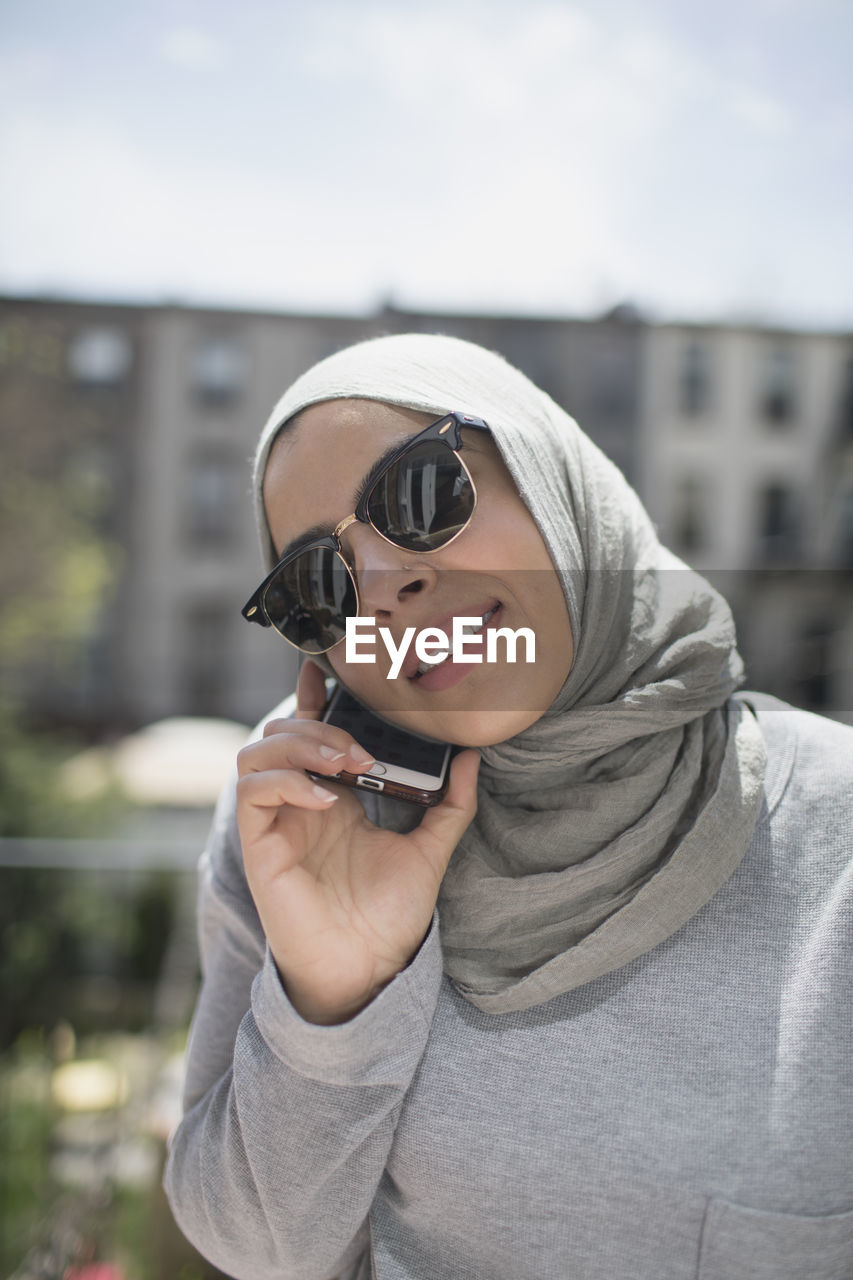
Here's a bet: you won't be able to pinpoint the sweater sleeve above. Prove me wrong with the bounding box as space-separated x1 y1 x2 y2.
162 769 444 1280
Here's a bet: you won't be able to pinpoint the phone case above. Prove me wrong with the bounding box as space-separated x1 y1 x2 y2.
309 686 452 807
317 767 449 808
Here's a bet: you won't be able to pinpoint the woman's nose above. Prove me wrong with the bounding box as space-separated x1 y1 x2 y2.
345 524 436 617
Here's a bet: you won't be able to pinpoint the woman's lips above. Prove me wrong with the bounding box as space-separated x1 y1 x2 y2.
396 600 500 681
409 603 504 692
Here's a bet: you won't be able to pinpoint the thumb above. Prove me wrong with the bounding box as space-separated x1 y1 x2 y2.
416 749 480 873
294 659 328 721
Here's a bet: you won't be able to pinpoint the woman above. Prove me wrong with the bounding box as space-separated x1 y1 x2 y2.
164 334 853 1280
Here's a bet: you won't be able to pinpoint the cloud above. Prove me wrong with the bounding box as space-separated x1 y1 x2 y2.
728 87 791 137
0 0 849 326
159 26 226 71
0 109 392 308
351 4 598 118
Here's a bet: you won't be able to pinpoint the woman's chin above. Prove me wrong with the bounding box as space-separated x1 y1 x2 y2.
387 704 545 749
331 660 564 748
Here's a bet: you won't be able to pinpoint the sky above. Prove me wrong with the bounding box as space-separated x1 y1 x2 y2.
1 0 851 327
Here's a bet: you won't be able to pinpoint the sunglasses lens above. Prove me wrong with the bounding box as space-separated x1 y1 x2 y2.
366 440 474 552
262 546 356 653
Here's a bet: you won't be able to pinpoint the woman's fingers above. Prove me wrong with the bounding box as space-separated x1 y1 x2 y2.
238 767 339 809
241 733 343 777
236 699 374 854
237 770 341 852
236 732 369 848
243 724 374 776
415 749 481 873
236 747 350 859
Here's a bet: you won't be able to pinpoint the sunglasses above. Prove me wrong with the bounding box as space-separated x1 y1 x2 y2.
242 411 490 653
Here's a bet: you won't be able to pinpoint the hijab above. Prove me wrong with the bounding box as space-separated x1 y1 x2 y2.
252 333 767 1014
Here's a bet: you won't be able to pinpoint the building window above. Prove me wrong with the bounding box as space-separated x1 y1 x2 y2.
760 345 797 424
838 354 853 440
673 476 709 553
590 342 633 424
183 602 230 714
757 483 799 561
191 337 246 406
679 341 711 417
839 489 853 567
791 620 834 711
184 449 241 547
68 328 132 384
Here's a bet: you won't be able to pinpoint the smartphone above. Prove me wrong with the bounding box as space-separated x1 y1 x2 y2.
309 685 453 807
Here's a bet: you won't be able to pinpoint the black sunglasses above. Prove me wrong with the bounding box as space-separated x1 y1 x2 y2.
242 411 490 653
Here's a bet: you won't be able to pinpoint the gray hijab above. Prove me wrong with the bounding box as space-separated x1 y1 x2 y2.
253 333 767 1014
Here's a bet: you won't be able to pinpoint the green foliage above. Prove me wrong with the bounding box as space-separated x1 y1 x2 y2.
0 307 122 718
0 1037 157 1279
0 703 141 1048
0 468 118 673
0 864 176 1050
0 1031 226 1280
0 703 122 839
0 1039 55 1270
111 1186 157 1280
0 313 217 1278
0 704 176 1048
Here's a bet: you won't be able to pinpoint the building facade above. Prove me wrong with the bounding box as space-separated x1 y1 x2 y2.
2 296 849 732
639 323 853 718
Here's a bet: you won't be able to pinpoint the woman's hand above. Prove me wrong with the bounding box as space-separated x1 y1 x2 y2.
236 660 480 1024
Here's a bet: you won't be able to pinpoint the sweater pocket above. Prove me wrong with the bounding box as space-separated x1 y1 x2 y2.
698 1197 853 1280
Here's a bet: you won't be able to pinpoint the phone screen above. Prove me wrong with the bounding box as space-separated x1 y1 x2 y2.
326 688 449 774
319 686 452 806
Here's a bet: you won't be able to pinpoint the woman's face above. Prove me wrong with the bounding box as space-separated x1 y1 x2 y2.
263 399 574 746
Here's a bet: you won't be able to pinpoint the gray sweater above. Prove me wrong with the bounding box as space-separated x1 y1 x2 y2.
164 697 853 1280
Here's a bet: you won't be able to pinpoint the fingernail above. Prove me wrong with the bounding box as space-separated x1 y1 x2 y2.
349 746 375 766
318 745 346 761
312 784 338 803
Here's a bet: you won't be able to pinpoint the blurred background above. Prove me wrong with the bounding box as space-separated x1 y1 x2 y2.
1 0 851 1275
